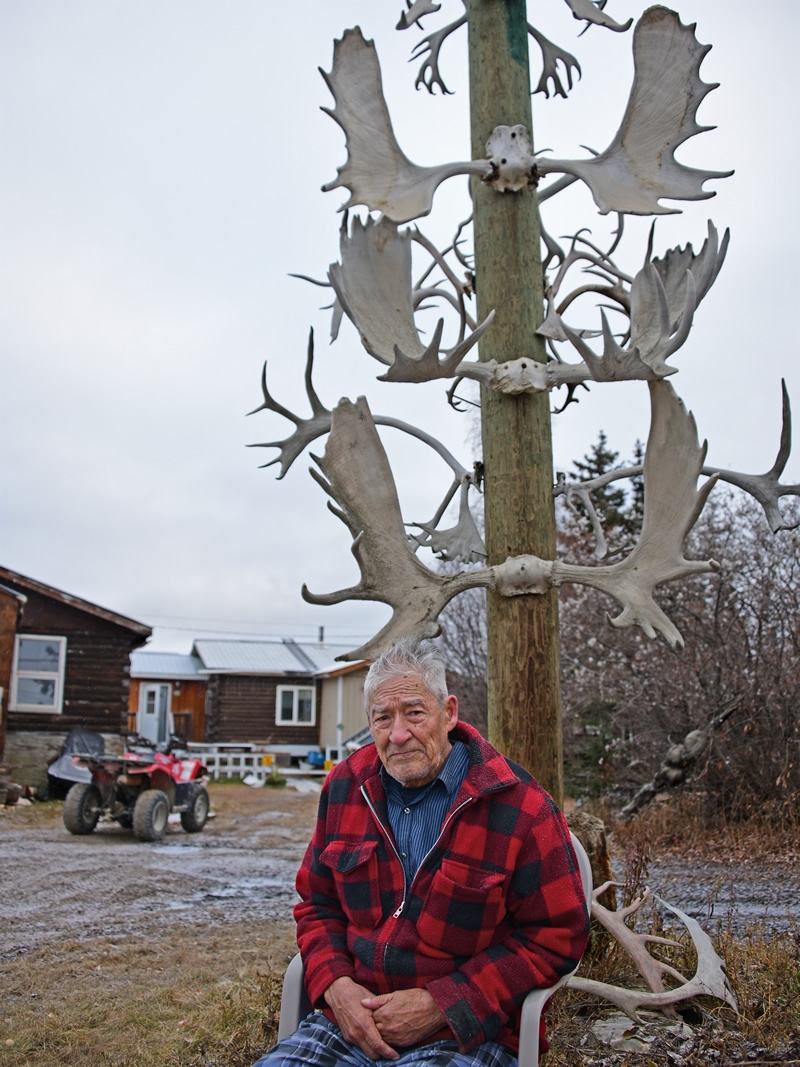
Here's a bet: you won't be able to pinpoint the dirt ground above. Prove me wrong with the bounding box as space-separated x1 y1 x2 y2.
1 784 798 1066
0 783 319 1067
0 782 320 960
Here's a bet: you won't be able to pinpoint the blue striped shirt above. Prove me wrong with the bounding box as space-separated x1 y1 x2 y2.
382 740 470 886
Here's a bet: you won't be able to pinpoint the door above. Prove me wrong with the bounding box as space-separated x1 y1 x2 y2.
139 683 171 744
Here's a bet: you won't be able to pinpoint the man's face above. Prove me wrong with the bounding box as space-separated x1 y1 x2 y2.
368 672 458 788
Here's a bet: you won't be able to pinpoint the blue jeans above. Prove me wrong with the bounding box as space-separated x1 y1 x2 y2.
252 1013 518 1067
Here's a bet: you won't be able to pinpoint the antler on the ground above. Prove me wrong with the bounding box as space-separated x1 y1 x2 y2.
537 7 732 214
567 892 738 1021
591 885 687 1000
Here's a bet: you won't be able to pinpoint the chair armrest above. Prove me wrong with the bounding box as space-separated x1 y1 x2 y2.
518 832 594 1067
278 953 311 1041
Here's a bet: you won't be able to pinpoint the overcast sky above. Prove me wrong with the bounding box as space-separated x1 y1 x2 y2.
2 0 797 652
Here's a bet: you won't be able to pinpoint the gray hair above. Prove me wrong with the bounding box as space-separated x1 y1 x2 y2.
364 637 448 712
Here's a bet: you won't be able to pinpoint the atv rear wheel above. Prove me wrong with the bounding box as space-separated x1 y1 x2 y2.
64 783 101 835
180 785 209 833
133 789 170 842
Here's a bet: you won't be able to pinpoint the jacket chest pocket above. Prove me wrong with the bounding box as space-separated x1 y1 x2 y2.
320 838 384 930
416 858 508 957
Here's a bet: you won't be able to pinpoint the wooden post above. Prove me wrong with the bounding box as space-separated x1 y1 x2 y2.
466 0 563 803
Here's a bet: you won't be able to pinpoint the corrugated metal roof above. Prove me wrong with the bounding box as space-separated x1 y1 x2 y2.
192 639 364 676
130 651 205 680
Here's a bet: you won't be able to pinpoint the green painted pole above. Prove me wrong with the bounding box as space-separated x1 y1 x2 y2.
466 0 563 803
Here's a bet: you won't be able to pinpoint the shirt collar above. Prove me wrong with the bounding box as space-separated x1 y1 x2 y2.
380 739 469 800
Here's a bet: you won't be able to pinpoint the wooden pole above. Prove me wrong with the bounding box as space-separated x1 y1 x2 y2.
466 0 563 803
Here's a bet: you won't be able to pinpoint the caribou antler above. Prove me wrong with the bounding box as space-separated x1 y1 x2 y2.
528 24 582 99
563 0 632 34
410 12 467 95
246 330 331 479
409 477 487 563
538 7 732 215
568 892 738 1021
248 330 472 481
396 0 441 32
704 380 800 533
321 28 489 222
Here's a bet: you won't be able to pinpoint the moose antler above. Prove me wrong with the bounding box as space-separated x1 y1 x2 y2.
537 7 733 214
301 397 491 661
302 384 718 658
321 28 489 223
591 885 687 1003
248 329 472 481
493 381 720 649
554 221 728 382
328 214 493 378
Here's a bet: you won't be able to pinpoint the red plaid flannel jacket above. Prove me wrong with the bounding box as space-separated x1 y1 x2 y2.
295 721 590 1054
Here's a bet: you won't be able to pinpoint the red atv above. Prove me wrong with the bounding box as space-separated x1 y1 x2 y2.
63 736 209 842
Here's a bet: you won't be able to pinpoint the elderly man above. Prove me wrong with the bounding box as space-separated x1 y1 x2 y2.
253 638 589 1067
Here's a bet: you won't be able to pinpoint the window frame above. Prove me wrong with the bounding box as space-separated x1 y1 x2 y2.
275 684 316 727
10 634 68 714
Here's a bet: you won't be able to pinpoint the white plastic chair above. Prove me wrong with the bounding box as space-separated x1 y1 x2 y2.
278 832 593 1067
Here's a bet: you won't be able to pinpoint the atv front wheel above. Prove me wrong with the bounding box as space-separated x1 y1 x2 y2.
180 785 209 833
64 783 101 835
133 789 170 842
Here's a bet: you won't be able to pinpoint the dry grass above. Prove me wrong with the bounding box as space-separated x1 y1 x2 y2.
0 926 290 1067
547 912 800 1065
544 799 800 1064
596 794 800 866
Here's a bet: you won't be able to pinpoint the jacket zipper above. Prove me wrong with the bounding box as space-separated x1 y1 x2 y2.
361 785 474 918
361 786 408 917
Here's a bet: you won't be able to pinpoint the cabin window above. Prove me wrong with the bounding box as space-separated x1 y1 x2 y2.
10 635 67 713
276 685 316 726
